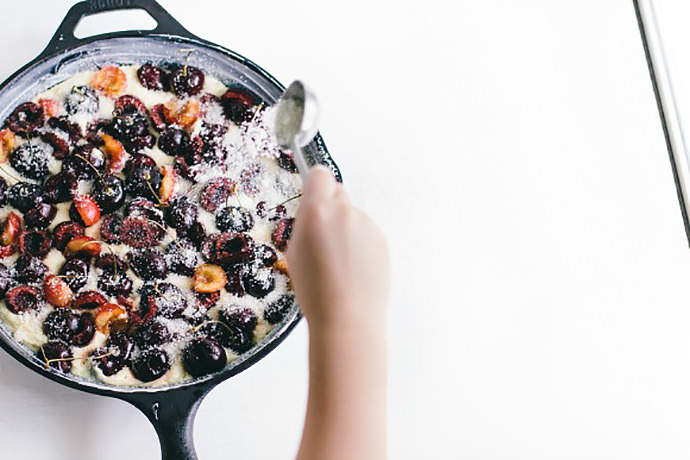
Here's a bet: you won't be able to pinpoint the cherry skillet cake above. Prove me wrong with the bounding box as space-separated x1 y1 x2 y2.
0 62 301 386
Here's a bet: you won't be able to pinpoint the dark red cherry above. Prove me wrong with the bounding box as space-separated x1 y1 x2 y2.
5 102 44 135
131 347 170 382
169 65 204 96
37 340 72 373
183 338 227 377
137 63 168 91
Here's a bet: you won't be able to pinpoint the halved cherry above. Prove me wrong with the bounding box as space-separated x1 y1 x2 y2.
274 258 289 276
91 66 127 98
0 129 16 163
1 212 21 246
163 99 200 130
99 134 128 174
193 264 227 293
95 303 127 334
150 103 168 132
159 165 176 203
73 290 107 310
43 275 74 308
64 235 101 259
0 244 14 258
72 194 101 227
37 98 60 117
114 94 147 115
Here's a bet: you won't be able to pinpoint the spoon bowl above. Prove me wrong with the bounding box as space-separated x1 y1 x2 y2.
274 80 320 176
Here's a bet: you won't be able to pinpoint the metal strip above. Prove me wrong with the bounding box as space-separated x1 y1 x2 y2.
634 0 690 247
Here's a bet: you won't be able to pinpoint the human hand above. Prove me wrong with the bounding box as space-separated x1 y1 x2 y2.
287 166 389 330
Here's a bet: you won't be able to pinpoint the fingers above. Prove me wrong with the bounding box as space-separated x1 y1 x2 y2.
333 184 350 206
302 165 337 204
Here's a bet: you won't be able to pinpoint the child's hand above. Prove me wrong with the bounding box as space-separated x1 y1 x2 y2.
288 165 389 460
287 166 389 330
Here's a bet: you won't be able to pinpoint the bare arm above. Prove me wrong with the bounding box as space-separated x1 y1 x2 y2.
287 166 389 460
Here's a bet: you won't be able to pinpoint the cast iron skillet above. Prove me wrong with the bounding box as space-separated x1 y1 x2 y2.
0 0 341 459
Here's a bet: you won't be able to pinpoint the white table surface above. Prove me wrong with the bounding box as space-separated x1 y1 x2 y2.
1 1 690 459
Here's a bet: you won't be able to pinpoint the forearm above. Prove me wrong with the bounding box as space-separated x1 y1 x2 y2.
297 315 387 460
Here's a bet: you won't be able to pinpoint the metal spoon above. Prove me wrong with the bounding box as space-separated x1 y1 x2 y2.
274 80 320 177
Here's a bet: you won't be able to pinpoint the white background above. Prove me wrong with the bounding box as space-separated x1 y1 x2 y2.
0 1 689 459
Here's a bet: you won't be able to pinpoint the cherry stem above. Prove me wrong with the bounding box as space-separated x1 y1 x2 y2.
269 193 302 211
0 166 20 184
144 217 183 250
233 188 244 208
41 346 115 369
178 49 194 77
189 319 232 335
74 153 109 190
146 178 168 208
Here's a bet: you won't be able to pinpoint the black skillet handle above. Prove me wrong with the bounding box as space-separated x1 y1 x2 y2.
39 0 198 58
123 386 211 460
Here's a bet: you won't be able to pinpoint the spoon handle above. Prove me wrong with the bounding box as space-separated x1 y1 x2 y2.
290 142 310 178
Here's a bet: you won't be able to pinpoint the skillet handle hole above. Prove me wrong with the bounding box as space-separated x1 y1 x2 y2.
74 9 157 39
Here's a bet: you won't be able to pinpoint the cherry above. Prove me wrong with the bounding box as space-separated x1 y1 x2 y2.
5 102 45 135
241 263 275 299
37 340 72 373
126 165 162 200
94 254 128 273
165 239 198 276
10 143 50 180
73 290 107 310
59 258 89 292
99 213 122 244
43 309 78 343
64 86 99 115
41 132 70 159
18 230 52 258
272 218 294 251
132 347 170 382
158 127 190 156
24 204 56 229
183 338 227 377
72 313 96 347
199 177 235 212
253 244 278 267
134 320 172 348
277 152 298 173
47 116 82 143
62 144 106 181
220 88 256 124
92 175 125 213
216 206 254 233
264 294 295 324
43 171 77 204
125 153 156 175
128 248 168 281
119 217 164 249
52 222 84 251
137 63 168 91
169 65 204 96
139 282 186 319
93 331 134 376
220 305 257 334
8 182 42 213
14 255 48 284
98 271 133 297
165 196 198 230
5 285 42 313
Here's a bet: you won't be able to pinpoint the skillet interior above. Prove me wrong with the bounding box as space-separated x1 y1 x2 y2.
0 34 338 396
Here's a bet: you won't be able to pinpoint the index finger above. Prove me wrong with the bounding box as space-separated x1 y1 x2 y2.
301 165 337 204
